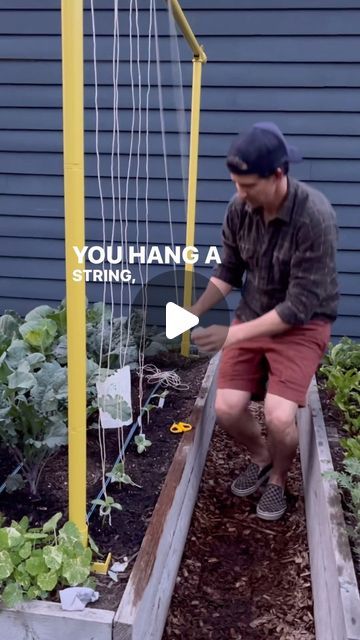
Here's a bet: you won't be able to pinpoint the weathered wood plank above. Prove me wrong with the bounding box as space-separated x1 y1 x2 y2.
298 378 360 640
113 354 219 640
0 601 114 640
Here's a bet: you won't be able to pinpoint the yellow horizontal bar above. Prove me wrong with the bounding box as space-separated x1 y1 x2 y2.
165 0 207 63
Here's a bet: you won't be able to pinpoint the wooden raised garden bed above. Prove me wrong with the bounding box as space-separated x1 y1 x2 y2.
298 377 360 640
0 354 219 640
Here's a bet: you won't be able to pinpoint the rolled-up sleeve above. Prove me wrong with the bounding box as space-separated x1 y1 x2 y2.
275 218 338 325
212 203 246 288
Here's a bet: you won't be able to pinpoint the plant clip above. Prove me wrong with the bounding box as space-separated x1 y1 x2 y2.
91 552 112 575
170 421 193 434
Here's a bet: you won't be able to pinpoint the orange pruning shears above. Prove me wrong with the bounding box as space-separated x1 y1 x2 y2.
170 421 193 434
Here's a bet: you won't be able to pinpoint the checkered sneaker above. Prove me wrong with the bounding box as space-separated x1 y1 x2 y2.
256 483 287 521
231 462 272 497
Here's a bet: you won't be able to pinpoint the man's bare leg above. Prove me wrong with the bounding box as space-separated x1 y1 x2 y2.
215 389 271 467
264 393 299 488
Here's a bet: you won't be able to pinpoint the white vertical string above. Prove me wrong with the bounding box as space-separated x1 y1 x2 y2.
123 0 137 365
112 0 126 464
142 0 153 392
90 0 108 498
133 0 146 429
114 2 125 370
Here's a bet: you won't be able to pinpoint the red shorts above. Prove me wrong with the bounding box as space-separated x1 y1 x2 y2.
217 319 331 407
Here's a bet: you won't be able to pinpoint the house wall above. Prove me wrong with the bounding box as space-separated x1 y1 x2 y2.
0 0 359 339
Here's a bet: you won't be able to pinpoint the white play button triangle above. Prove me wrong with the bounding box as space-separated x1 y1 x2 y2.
166 302 199 340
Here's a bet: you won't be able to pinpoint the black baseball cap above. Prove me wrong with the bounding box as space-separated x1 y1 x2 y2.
226 121 302 178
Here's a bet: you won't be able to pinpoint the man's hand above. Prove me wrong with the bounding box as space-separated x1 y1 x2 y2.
191 325 231 353
191 310 290 353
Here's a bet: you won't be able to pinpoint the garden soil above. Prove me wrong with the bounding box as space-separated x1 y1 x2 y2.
163 402 315 640
0 355 209 611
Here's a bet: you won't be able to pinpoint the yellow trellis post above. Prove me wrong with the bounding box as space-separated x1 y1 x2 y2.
61 0 87 547
165 1 207 357
61 0 111 574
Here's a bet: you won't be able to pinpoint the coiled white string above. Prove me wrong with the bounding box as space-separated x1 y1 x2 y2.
142 364 189 391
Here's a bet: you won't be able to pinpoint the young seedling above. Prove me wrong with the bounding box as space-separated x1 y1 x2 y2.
134 434 152 454
90 496 122 527
106 462 141 488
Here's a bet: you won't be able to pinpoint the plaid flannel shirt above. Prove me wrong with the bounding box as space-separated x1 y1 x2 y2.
213 177 339 325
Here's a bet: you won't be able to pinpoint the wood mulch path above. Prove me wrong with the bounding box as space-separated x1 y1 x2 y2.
163 403 315 640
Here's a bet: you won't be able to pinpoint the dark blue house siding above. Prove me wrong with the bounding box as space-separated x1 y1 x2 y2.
0 0 359 339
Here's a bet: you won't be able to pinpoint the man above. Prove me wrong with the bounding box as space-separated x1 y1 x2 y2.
191 121 339 521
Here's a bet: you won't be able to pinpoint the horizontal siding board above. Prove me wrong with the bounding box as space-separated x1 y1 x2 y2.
332 316 360 338
2 216 359 252
3 35 360 63
2 109 360 137
338 274 360 295
0 197 357 231
0 238 211 262
0 249 360 282
1 217 187 245
0 181 360 209
0 298 60 316
2 131 360 159
336 251 360 273
2 62 360 88
0 196 358 228
3 1 360 9
1 174 360 205
0 268 360 300
337 229 360 250
0 236 360 275
2 153 360 184
0 230 360 260
2 84 360 112
2 10 360 36
339 295 360 316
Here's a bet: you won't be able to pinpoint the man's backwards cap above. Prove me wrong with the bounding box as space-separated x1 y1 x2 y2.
226 121 302 178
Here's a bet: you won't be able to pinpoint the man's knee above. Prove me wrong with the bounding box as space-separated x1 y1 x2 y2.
215 389 250 424
264 393 298 434
265 405 297 435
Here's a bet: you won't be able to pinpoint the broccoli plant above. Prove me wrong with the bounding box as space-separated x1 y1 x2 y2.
0 356 68 496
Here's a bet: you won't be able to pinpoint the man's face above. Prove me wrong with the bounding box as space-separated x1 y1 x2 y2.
230 172 278 209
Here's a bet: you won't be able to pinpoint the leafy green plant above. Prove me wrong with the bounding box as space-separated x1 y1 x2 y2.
340 436 360 459
325 457 360 559
0 301 136 496
134 434 152 454
320 338 360 440
106 462 141 488
86 302 138 369
0 356 68 495
90 496 123 526
322 337 360 371
0 513 94 607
